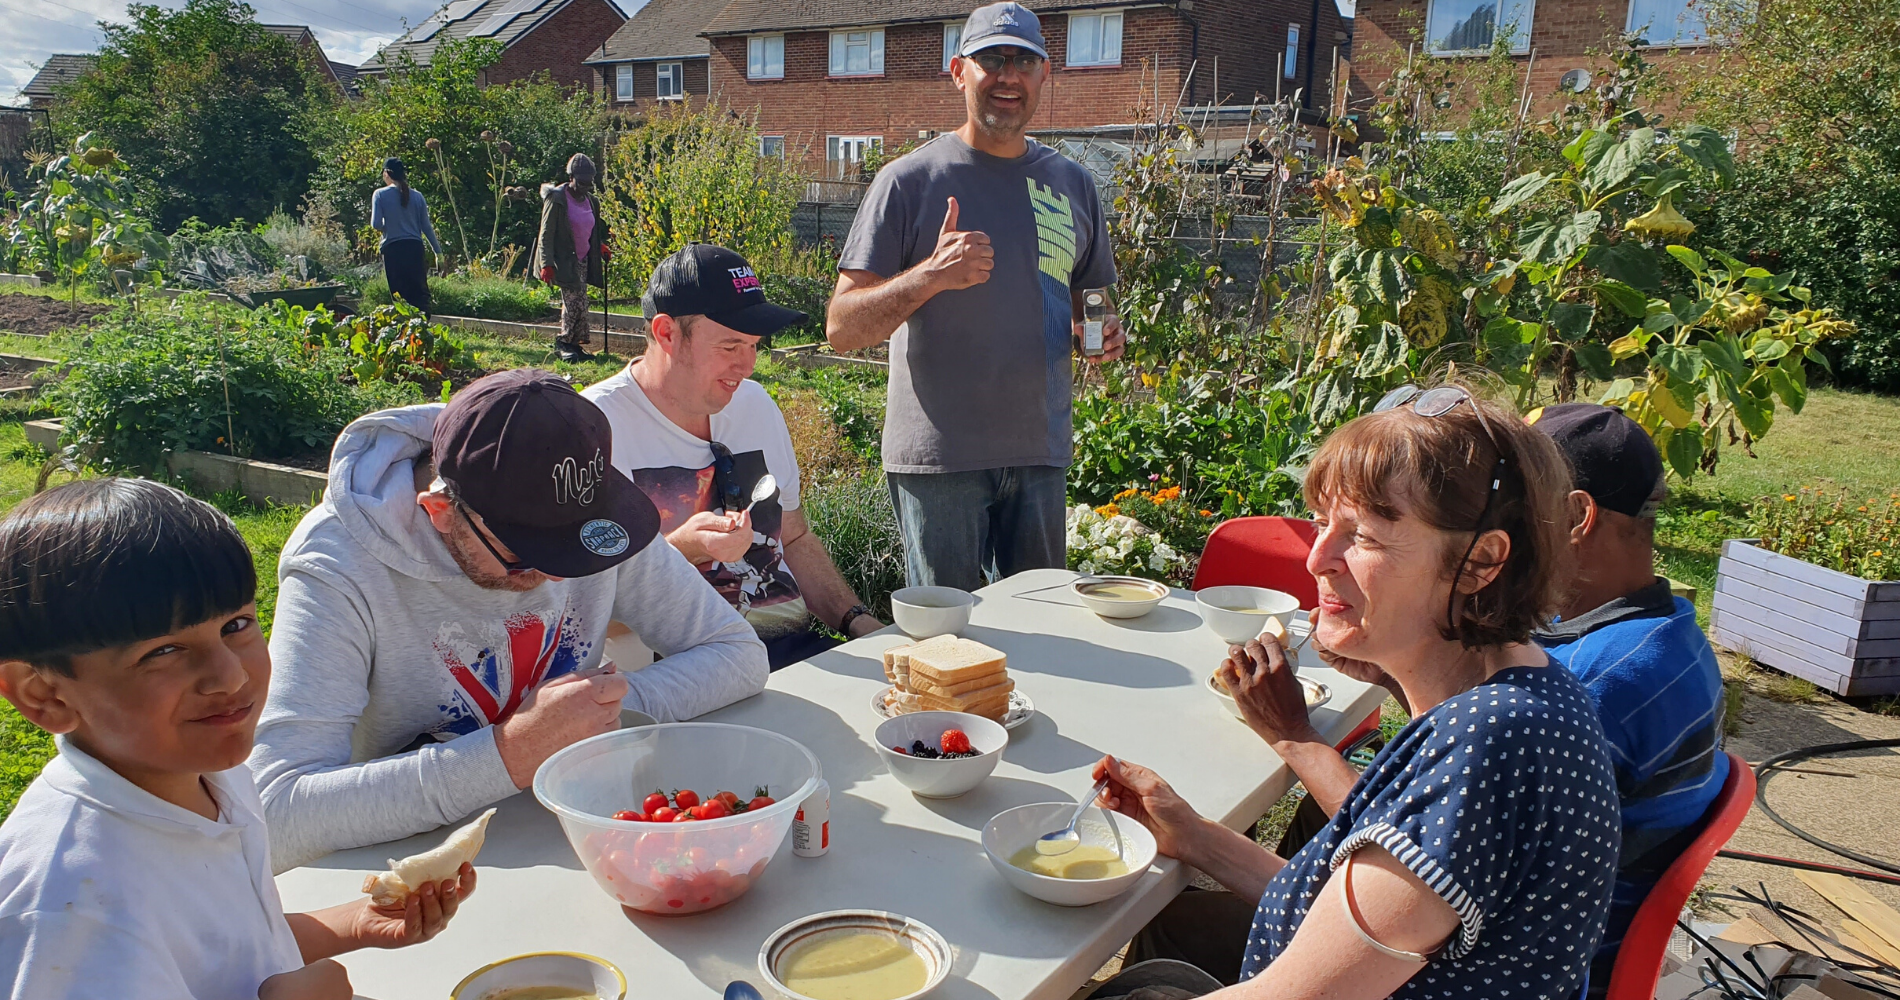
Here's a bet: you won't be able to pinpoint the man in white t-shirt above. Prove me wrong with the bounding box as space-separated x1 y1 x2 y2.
585 245 887 670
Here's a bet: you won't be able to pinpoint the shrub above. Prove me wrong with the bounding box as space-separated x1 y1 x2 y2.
801 470 907 620
1064 504 1190 583
260 193 351 280
360 274 554 321
1748 485 1900 583
46 295 421 473
295 300 472 389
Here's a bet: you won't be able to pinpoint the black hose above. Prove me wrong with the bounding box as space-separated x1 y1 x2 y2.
1753 738 1900 877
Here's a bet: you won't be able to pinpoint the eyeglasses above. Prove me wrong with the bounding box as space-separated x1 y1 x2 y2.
1373 385 1510 634
457 502 530 575
968 51 1046 74
707 441 746 512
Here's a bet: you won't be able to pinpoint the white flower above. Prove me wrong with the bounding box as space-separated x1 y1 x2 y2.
1094 545 1118 562
1153 541 1176 561
1117 536 1136 556
1078 560 1096 575
1149 552 1169 572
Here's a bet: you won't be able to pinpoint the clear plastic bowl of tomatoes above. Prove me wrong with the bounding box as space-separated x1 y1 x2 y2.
533 723 822 915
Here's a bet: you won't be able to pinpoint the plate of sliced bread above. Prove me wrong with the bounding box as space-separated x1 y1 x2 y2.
877 634 1036 730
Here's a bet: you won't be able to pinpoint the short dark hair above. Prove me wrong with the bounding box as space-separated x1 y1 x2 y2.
1305 384 1574 648
0 479 257 675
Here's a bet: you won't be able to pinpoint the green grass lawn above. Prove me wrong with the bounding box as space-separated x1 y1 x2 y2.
1651 387 1900 625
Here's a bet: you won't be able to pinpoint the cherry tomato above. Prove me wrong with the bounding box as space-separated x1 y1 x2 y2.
643 792 671 815
698 799 733 820
672 811 695 822
612 810 643 822
652 806 679 822
748 796 775 811
714 791 741 808
674 789 701 810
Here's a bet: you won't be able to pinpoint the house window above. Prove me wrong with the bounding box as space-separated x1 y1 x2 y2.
1426 0 1535 55
826 135 881 178
1284 24 1299 77
656 61 683 99
748 34 784 79
829 29 885 76
942 22 962 71
760 135 785 158
1626 0 1708 45
615 63 633 100
1067 11 1123 67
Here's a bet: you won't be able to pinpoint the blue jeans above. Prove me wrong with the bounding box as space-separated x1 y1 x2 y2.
886 466 1067 591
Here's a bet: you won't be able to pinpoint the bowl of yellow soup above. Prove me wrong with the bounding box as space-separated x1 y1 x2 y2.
1194 586 1302 644
981 802 1157 906
450 952 626 1000
1069 576 1170 619
759 910 951 1000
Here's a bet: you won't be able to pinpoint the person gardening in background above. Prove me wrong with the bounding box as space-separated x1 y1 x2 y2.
537 152 610 363
586 244 888 671
0 479 473 1000
371 157 442 316
826 1 1123 592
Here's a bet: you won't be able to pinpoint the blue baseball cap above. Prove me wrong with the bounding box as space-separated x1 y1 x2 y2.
958 2 1047 60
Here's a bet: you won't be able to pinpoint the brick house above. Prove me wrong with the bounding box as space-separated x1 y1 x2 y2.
1350 0 1712 114
584 0 723 112
699 0 1351 174
261 25 360 96
18 54 94 109
360 0 626 92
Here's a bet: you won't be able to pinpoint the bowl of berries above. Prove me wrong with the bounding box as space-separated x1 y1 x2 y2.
533 723 821 915
874 711 1008 799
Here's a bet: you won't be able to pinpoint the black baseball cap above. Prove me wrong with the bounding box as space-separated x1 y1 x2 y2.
433 368 659 577
641 244 807 342
1527 402 1667 518
959 2 1048 59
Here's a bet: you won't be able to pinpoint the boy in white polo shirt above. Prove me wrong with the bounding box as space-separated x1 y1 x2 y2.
0 479 473 1000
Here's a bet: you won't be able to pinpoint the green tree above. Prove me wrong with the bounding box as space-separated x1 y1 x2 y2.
315 39 607 267
1680 0 1900 392
55 0 336 230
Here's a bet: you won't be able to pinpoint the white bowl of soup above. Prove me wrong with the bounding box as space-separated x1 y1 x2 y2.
981 802 1157 906
1195 586 1302 644
758 909 951 1000
450 952 626 1000
890 586 976 638
1069 576 1169 619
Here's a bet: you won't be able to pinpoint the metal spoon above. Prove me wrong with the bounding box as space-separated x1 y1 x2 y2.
1036 775 1112 856
741 474 778 514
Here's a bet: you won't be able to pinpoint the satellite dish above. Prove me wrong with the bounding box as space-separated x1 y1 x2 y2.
1560 69 1593 94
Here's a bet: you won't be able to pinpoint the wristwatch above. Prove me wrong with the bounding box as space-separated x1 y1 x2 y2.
838 604 872 635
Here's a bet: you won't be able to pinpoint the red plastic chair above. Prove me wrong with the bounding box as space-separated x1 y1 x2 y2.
1191 516 1321 609
1603 751 1756 1000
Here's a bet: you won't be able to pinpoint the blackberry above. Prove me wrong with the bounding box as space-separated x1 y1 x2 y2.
942 750 980 759
909 740 942 759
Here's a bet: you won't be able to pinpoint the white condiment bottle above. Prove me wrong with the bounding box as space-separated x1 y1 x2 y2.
1081 289 1108 357
792 778 829 857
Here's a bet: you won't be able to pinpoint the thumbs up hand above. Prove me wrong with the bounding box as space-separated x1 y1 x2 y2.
922 196 993 292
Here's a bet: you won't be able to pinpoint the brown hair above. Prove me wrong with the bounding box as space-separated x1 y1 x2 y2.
1304 384 1574 647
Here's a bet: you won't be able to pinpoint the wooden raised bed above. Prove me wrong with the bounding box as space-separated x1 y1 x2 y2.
1711 539 1900 696
24 419 327 509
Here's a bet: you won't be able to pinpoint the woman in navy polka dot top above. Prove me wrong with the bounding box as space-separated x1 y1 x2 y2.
1091 385 1622 1000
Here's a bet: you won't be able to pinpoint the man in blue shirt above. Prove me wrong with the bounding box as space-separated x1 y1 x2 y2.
1526 402 1728 992
1143 403 1726 996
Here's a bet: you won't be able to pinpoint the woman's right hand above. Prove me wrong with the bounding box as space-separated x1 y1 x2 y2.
1092 755 1204 860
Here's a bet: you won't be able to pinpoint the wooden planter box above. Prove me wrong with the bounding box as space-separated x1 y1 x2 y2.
1711 539 1900 696
233 284 345 310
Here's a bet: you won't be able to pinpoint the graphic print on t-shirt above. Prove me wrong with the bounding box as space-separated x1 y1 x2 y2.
1028 175 1080 465
630 446 804 634
428 602 592 737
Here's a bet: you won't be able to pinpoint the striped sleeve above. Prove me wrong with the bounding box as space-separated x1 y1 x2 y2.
1329 821 1484 959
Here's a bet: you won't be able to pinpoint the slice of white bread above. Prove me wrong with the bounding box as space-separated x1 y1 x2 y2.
907 638 1007 688
906 667 1006 698
917 678 1014 713
362 808 495 906
885 688 925 714
881 643 912 683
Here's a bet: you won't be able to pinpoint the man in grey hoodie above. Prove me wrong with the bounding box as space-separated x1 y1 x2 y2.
249 369 767 870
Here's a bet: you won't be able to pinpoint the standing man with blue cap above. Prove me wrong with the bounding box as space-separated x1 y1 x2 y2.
826 1 1124 592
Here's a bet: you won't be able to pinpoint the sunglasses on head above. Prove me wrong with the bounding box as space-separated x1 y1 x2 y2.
967 50 1046 73
1373 385 1511 633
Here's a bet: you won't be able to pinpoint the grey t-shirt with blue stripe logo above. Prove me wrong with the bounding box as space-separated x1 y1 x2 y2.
840 134 1116 474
